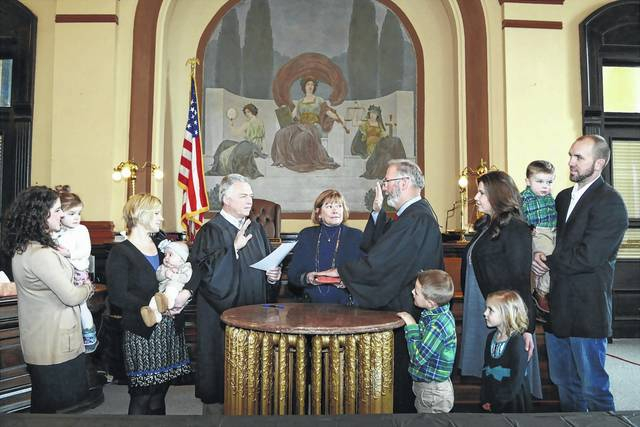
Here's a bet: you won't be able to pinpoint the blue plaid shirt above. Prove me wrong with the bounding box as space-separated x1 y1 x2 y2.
520 187 557 228
404 304 456 382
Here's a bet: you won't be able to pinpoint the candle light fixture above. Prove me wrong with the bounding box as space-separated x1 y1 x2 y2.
457 158 498 240
112 160 163 196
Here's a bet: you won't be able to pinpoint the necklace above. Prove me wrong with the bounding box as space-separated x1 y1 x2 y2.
323 225 340 242
314 225 342 295
315 225 341 271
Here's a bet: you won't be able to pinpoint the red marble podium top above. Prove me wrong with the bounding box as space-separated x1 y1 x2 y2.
221 303 405 335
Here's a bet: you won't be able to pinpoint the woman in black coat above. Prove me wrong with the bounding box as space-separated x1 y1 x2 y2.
458 171 542 400
106 194 192 415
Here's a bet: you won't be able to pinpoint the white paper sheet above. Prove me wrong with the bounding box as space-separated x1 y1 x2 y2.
250 241 297 271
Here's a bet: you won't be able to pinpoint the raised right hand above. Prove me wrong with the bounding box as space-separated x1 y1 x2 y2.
233 218 253 251
372 182 383 213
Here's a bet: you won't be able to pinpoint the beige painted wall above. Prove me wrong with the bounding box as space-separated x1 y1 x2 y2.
22 0 619 234
491 0 616 193
22 0 136 229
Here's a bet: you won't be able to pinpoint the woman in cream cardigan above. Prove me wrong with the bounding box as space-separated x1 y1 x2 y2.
1 186 93 413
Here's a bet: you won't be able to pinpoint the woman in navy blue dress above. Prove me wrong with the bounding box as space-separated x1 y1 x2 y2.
288 189 363 304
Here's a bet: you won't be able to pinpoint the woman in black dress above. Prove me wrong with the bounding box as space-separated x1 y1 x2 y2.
458 171 542 400
106 194 192 414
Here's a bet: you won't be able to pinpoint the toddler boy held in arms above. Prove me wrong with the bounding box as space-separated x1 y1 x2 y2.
520 160 557 318
397 269 457 413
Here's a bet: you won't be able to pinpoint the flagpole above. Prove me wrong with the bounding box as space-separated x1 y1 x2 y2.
179 57 209 243
186 57 198 243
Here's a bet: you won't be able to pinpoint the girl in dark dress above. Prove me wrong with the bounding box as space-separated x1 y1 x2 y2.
481 290 532 413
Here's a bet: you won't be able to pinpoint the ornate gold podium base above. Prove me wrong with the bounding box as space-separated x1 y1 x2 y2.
224 326 394 416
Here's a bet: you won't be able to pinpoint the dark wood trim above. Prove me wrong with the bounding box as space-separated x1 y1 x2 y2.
0 0 36 228
457 0 489 225
129 0 163 196
499 0 564 5
502 19 563 29
55 14 118 24
195 1 240 117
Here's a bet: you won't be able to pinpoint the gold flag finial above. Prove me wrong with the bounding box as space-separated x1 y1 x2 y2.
186 57 200 78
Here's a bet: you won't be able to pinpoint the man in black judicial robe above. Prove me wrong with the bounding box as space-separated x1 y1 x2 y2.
315 159 444 413
184 174 280 414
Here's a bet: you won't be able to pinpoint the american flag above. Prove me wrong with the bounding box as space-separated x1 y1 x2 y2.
178 76 209 238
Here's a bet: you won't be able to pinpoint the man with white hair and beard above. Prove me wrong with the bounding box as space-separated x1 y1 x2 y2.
532 135 627 412
182 174 281 414
314 159 444 413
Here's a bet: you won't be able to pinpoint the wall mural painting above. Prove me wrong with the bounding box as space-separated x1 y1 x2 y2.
203 0 417 214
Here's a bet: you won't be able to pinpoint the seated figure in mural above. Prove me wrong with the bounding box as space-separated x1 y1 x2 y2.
207 103 266 180
271 77 348 173
351 105 407 180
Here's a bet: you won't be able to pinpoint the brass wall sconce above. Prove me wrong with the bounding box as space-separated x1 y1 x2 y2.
112 160 163 196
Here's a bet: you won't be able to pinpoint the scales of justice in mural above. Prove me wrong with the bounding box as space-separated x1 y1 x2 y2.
202 0 417 214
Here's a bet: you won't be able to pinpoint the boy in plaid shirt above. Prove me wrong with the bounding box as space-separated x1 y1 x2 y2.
397 270 456 413
520 160 557 317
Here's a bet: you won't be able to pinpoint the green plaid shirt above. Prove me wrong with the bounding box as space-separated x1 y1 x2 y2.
520 187 557 228
404 304 456 382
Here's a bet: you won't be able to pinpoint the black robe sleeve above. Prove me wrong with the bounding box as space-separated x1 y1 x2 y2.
184 221 240 313
360 210 390 253
338 205 443 311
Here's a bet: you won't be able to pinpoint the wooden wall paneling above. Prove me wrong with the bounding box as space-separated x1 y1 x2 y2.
502 20 563 30
54 14 119 24
129 0 164 196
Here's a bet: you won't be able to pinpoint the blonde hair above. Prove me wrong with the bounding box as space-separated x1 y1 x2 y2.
417 269 454 306
122 194 162 233
311 189 349 225
486 290 528 336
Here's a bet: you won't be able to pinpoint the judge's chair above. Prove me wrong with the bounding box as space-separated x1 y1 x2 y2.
249 198 281 240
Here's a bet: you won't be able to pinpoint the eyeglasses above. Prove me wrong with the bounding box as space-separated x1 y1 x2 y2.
380 176 408 185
